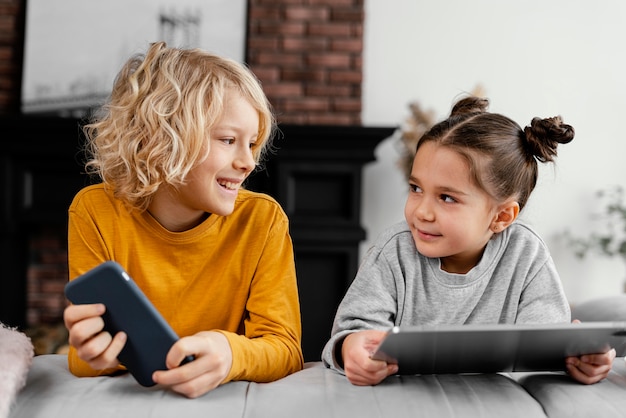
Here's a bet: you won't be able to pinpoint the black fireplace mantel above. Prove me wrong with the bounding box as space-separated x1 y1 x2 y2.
0 115 396 361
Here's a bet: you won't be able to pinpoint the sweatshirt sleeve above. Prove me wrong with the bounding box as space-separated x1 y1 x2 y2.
515 256 571 324
220 215 304 383
321 244 400 373
66 193 126 377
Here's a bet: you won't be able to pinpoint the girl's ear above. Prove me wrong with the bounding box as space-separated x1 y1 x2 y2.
491 201 520 233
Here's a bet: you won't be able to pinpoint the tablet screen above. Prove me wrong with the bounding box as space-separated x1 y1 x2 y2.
371 322 626 374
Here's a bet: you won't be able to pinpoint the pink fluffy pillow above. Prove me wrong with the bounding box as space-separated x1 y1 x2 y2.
0 323 34 418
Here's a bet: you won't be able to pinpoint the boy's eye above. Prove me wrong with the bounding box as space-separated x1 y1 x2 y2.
409 183 422 193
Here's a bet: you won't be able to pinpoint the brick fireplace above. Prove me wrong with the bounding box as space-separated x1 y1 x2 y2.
0 1 397 361
26 227 68 326
0 117 395 360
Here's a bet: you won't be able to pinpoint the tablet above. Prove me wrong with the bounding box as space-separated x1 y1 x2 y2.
370 322 626 375
64 261 192 387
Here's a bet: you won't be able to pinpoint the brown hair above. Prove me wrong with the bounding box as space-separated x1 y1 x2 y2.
416 96 574 210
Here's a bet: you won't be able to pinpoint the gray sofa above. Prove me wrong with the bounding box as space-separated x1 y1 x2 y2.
7 295 626 418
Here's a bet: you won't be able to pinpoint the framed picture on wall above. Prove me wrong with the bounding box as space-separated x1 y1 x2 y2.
21 0 249 116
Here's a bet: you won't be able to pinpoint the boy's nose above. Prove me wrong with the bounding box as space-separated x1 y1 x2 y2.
236 149 256 173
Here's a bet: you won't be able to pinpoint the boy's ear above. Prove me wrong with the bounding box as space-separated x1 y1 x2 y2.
491 201 519 233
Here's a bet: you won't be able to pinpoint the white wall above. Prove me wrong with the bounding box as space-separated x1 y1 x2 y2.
360 0 626 305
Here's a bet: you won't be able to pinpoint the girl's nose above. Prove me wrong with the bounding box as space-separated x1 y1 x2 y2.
414 198 435 222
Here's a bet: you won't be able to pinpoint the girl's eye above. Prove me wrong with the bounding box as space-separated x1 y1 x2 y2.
441 194 456 203
409 183 422 193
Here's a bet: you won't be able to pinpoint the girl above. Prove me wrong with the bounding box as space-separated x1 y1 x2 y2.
63 42 303 398
322 96 615 386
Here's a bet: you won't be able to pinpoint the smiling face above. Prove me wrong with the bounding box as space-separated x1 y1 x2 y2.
404 142 503 274
148 89 260 231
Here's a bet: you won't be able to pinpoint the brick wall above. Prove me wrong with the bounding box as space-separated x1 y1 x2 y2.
0 0 365 328
26 228 69 326
0 0 364 123
0 0 24 114
247 1 363 124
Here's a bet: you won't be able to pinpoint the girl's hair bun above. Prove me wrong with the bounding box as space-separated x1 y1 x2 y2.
523 116 574 163
450 96 489 116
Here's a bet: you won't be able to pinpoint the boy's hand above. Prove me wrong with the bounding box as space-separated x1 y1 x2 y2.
152 331 232 398
63 303 126 370
566 319 617 384
341 330 398 386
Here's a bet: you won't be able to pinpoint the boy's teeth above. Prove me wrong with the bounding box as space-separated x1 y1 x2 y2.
219 181 237 190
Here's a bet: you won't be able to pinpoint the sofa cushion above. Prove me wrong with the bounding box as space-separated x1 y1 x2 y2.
570 295 626 322
247 363 547 418
518 359 626 418
11 355 548 418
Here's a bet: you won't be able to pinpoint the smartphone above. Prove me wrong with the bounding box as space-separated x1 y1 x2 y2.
64 261 193 387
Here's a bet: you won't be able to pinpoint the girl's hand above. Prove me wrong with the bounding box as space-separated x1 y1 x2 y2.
566 348 616 384
566 319 616 384
341 330 398 386
152 331 233 398
63 303 126 370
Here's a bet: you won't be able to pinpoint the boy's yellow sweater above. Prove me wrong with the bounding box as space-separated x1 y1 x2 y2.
67 184 303 383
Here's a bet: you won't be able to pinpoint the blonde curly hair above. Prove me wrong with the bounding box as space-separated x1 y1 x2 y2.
83 41 275 211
